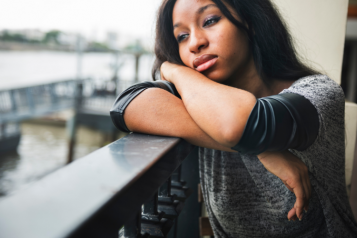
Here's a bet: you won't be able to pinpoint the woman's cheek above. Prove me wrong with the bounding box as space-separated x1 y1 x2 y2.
179 46 189 66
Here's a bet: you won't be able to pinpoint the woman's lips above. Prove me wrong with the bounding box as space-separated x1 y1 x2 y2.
193 54 218 72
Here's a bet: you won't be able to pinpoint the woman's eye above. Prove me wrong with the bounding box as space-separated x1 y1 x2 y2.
177 34 188 43
203 16 221 27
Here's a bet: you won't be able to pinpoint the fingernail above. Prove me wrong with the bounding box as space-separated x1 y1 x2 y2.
299 218 301 221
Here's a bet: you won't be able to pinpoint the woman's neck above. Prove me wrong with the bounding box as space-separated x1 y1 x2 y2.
227 60 295 98
236 76 295 98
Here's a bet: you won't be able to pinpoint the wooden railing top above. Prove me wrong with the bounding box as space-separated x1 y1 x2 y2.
0 133 194 238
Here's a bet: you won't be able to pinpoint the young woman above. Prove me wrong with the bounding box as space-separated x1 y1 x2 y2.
110 0 357 237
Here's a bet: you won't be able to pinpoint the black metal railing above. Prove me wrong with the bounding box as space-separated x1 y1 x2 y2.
0 133 198 238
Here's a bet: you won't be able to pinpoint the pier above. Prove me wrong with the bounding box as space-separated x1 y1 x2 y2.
0 47 148 156
0 78 116 154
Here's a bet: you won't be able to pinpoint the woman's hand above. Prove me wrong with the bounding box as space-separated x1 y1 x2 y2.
160 61 186 84
257 150 311 221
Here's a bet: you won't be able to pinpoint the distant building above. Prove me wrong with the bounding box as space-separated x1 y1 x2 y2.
57 32 79 50
106 32 119 50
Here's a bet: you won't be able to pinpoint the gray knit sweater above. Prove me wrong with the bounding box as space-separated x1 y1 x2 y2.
199 75 357 237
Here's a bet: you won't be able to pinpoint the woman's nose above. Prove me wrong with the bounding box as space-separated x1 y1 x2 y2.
188 30 208 53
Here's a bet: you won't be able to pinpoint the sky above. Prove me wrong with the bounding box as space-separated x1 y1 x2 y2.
0 0 163 48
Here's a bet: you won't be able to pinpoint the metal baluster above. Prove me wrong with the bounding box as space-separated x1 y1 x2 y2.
159 177 172 198
0 123 4 139
141 189 177 238
10 90 17 113
66 82 83 163
143 192 159 216
50 83 57 107
158 176 184 221
26 88 35 112
119 210 142 238
171 165 192 202
141 192 169 237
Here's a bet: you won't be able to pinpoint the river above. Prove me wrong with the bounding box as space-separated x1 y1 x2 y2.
0 50 152 197
0 50 154 90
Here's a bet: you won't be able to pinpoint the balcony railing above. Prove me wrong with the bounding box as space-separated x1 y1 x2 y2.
0 133 199 238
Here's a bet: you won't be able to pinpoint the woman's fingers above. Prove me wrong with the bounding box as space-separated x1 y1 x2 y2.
288 208 296 220
286 170 310 221
291 172 310 220
258 151 312 221
292 183 306 220
288 208 300 221
301 170 311 213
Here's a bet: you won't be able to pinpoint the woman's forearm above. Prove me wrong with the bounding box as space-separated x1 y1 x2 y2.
123 88 235 152
164 65 256 147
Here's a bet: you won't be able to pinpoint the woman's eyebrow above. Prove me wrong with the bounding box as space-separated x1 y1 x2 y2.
173 4 218 30
197 4 217 15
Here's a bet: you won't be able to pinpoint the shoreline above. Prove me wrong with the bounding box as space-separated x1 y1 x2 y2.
0 41 114 52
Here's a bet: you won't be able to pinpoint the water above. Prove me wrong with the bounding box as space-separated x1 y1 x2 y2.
0 51 155 90
0 121 111 197
0 50 149 197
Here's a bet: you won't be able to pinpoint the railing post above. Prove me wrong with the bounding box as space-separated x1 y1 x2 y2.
159 177 172 198
10 90 17 113
171 165 192 202
49 83 58 107
119 210 143 238
143 192 159 216
26 88 35 112
141 192 172 237
66 81 83 163
0 123 4 139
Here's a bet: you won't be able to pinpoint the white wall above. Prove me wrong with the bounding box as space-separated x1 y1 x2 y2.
271 0 348 84
346 102 357 189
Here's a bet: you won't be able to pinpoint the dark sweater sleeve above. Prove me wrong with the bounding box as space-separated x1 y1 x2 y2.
231 93 319 155
110 81 319 153
109 80 180 132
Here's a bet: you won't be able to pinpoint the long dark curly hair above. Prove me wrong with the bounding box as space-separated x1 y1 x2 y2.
152 0 318 85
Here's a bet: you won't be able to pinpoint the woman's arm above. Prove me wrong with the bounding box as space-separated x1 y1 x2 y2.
122 85 311 221
161 62 257 148
112 64 313 221
123 87 236 151
258 151 311 221
160 62 314 221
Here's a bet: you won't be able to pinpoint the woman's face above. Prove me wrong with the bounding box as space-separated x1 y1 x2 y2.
172 0 255 84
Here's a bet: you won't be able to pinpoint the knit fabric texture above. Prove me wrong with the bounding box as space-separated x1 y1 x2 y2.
199 75 357 237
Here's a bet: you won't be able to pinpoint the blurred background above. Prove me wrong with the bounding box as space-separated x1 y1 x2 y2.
0 0 162 197
0 0 356 203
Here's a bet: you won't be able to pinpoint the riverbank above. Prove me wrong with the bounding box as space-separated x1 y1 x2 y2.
0 41 74 51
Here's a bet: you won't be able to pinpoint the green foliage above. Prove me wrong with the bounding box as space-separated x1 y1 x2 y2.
0 31 27 42
87 41 110 52
43 30 61 44
0 30 62 44
124 40 148 53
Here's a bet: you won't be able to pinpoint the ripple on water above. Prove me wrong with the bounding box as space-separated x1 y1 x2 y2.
0 122 103 198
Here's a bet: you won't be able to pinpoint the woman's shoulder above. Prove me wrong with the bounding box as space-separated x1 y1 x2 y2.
284 74 343 96
280 74 345 113
281 74 345 142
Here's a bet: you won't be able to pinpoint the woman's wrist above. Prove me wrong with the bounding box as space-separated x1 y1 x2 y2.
161 62 200 84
